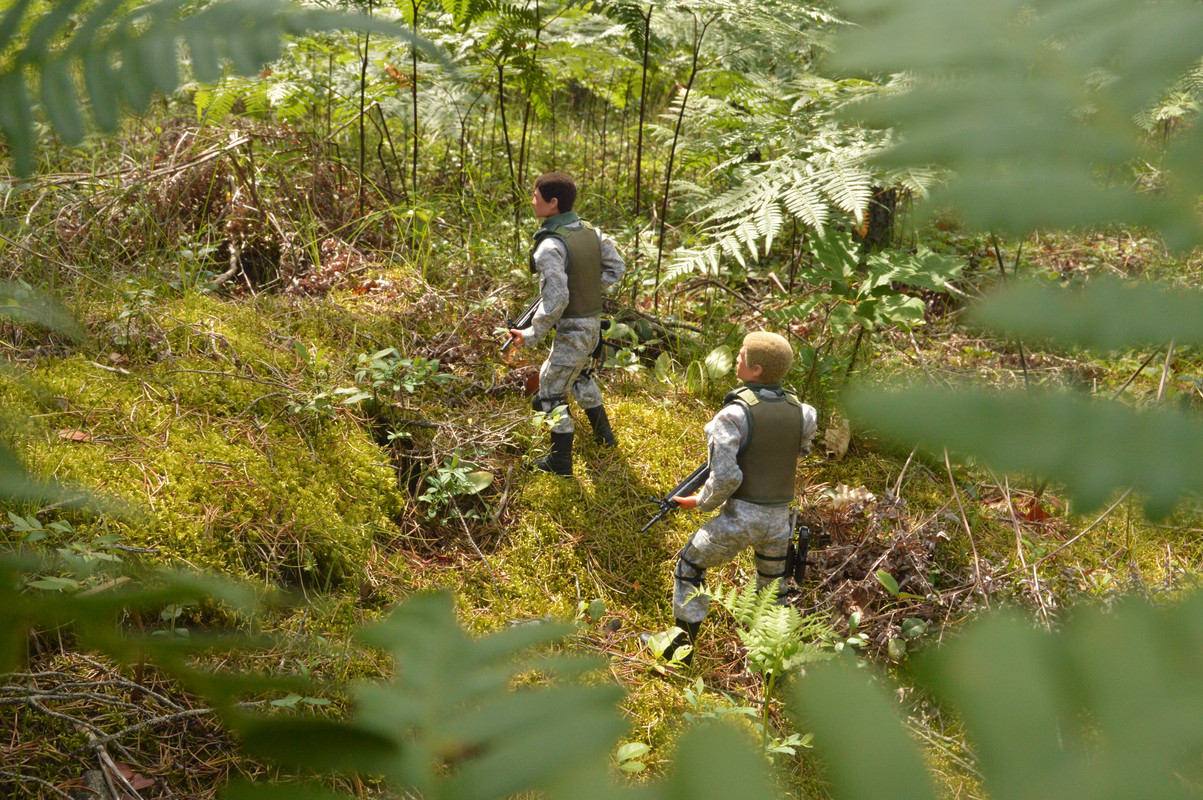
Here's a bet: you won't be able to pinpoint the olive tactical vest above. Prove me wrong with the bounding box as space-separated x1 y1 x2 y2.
529 223 603 318
725 386 805 505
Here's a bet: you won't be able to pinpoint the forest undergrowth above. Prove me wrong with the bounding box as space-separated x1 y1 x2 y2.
4 117 1203 799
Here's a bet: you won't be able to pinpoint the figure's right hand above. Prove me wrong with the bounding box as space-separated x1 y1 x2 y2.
508 329 525 348
672 495 698 510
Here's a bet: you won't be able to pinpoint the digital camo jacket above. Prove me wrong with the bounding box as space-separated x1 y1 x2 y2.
673 387 818 624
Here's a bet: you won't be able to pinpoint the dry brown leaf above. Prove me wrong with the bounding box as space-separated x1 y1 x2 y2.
57 429 92 442
1021 498 1049 522
828 483 876 511
824 416 851 460
109 761 156 795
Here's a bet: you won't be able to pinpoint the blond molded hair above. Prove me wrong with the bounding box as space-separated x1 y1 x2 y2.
742 331 793 384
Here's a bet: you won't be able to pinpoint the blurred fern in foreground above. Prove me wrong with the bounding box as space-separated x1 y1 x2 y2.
0 0 430 175
832 0 1203 249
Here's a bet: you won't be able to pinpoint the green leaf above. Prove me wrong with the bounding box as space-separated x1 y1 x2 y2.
184 26 222 84
901 618 928 638
40 58 86 145
874 570 900 596
586 598 605 623
793 662 937 800
353 592 626 796
81 47 120 131
27 577 82 591
830 0 1203 249
702 346 733 380
141 24 181 95
463 471 494 494
655 352 672 382
270 693 303 708
118 36 154 111
22 0 84 56
616 741 650 761
0 72 35 176
234 717 398 774
662 723 779 800
971 278 1203 350
336 390 372 405
867 247 964 293
847 384 1203 518
0 0 34 52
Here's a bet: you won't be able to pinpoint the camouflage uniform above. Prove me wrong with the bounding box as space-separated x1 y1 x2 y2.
517 210 626 435
673 385 818 624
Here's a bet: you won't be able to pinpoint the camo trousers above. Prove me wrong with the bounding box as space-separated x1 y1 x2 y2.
536 320 603 434
672 499 792 625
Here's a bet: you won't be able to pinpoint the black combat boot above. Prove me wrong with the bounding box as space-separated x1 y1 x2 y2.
531 430 574 477
640 618 701 666
665 618 701 666
583 405 617 447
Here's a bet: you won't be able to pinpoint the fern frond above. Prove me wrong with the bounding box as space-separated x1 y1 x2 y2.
782 172 829 230
814 160 874 220
713 581 835 678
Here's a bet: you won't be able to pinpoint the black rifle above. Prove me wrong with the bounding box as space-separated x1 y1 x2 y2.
501 297 540 353
640 462 710 533
785 519 812 584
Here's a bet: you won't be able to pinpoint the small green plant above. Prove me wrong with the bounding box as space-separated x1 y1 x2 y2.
173 238 219 291
155 601 195 638
23 530 125 593
109 282 161 350
6 510 73 545
644 625 693 673
417 452 494 522
713 580 836 750
287 390 342 420
836 609 870 654
293 340 334 382
290 346 456 420
614 741 651 773
682 676 813 757
354 348 453 398
685 345 735 393
575 597 606 627
768 230 964 337
270 692 332 710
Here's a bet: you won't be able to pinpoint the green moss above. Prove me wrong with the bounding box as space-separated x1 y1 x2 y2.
5 346 406 590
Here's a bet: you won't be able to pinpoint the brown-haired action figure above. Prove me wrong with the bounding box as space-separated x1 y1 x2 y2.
507 173 626 477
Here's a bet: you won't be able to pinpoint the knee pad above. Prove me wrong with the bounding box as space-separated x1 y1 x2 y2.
533 394 567 414
754 551 788 581
674 546 706 587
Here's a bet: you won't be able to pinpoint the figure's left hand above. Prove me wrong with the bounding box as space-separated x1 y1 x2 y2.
672 495 698 510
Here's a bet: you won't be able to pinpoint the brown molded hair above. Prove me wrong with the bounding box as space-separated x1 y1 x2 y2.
534 172 577 213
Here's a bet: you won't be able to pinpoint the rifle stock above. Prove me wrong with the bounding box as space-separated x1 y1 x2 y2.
640 462 710 533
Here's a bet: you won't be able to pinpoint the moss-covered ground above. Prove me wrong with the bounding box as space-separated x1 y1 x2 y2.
5 224 1203 798
3 117 1203 796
